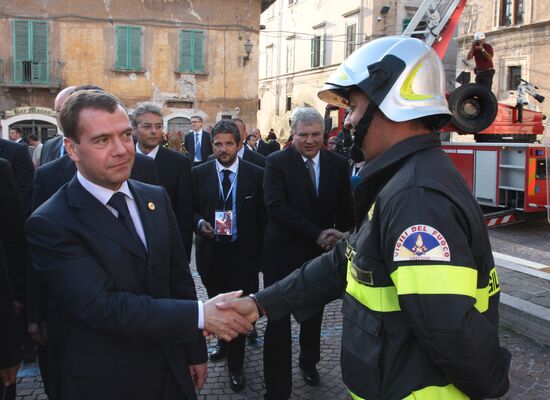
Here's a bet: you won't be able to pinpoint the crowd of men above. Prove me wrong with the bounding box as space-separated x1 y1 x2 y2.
1 34 510 400
0 82 352 400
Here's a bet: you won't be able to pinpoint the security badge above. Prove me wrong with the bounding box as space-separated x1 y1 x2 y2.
346 243 374 286
214 210 233 236
393 224 451 262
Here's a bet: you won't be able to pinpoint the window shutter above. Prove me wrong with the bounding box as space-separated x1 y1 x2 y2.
129 27 142 70
310 37 315 67
180 30 192 72
193 31 204 72
31 21 48 82
116 26 128 69
320 34 325 66
14 20 30 83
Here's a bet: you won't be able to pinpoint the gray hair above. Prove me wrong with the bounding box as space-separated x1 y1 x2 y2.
132 103 163 127
290 107 324 133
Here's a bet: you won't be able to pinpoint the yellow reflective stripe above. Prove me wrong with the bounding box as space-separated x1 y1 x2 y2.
390 265 478 298
474 267 500 313
403 383 469 400
400 62 433 100
348 383 468 400
346 261 401 312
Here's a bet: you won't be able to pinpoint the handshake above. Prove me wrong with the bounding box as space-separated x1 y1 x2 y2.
202 290 261 342
316 228 348 251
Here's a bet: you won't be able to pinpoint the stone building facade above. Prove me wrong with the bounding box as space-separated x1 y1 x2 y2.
0 0 272 141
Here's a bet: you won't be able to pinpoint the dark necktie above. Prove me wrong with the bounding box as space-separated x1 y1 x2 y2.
222 169 232 209
195 133 201 161
108 192 147 255
306 159 317 193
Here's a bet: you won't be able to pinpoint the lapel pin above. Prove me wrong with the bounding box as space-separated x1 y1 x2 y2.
147 202 156 211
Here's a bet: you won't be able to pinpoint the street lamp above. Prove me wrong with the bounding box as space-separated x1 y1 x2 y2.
243 39 253 66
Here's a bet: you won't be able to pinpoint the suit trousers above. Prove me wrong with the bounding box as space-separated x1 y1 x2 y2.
263 307 324 400
202 240 254 373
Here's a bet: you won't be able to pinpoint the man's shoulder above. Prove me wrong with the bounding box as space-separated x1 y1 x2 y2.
192 159 215 174
157 146 190 164
240 158 264 177
0 138 26 156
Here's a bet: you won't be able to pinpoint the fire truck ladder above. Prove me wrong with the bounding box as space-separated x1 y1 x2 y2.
401 0 467 59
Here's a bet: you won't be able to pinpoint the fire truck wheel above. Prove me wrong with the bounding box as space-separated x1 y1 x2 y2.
448 83 498 133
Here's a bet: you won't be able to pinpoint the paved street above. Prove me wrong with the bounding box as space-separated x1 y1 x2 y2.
15 255 550 400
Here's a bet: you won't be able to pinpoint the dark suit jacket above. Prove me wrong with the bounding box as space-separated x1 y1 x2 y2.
192 159 265 281
0 138 34 215
153 146 193 260
40 135 64 165
208 147 266 168
262 147 354 283
0 159 27 304
267 139 281 155
26 178 206 400
0 243 21 370
27 153 158 323
184 131 212 162
257 139 269 156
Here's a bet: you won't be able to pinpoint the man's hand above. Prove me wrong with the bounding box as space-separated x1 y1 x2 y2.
203 291 254 341
0 364 19 387
215 296 260 324
199 221 215 239
188 363 207 390
316 229 346 251
28 322 48 345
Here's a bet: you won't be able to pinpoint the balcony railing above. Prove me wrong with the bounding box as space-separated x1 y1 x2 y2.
0 58 62 91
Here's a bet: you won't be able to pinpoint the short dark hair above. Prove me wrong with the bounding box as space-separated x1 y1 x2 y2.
10 127 22 134
190 115 203 122
211 120 240 144
60 90 125 143
28 134 39 141
131 103 163 128
231 118 245 129
246 133 255 142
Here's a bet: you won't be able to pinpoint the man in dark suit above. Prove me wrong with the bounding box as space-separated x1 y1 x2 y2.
261 107 354 400
184 115 212 166
0 138 34 215
8 127 26 145
133 103 194 260
251 128 269 156
25 90 253 400
40 86 77 165
0 159 24 400
232 118 266 168
192 120 265 393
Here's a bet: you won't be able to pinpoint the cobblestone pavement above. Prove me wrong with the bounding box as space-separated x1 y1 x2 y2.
14 257 550 400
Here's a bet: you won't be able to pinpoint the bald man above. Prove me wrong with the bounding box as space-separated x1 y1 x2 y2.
40 86 76 165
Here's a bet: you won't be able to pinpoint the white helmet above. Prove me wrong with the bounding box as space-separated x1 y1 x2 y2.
318 36 451 127
474 32 485 41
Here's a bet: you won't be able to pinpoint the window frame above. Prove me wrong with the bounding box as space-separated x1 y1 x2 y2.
115 25 143 71
13 19 49 83
179 29 205 74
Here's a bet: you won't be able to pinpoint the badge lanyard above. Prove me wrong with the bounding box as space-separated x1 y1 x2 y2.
217 169 238 211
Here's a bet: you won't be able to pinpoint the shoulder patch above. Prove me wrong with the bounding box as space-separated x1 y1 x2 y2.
393 225 451 262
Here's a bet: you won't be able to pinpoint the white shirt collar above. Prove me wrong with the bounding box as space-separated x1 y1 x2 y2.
237 145 245 159
193 129 203 136
136 143 160 159
301 151 320 165
77 171 133 206
215 156 239 174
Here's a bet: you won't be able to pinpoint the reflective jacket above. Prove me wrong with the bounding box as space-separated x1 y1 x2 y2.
258 133 511 400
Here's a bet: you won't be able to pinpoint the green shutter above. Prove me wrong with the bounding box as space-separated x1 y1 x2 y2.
320 34 325 66
31 21 48 82
180 30 192 72
129 27 142 70
116 26 128 69
14 20 30 83
193 31 204 72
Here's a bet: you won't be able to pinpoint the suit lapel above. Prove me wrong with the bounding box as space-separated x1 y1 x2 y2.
129 181 159 267
318 150 333 199
236 162 251 215
67 177 148 261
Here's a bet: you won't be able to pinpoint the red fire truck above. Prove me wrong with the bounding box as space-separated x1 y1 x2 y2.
326 0 550 226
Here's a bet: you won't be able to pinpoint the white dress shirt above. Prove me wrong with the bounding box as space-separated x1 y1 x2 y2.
301 151 321 192
135 143 160 159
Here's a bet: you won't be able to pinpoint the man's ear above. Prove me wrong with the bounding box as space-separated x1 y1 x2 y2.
64 137 79 162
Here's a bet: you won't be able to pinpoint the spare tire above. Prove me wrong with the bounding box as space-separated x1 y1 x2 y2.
448 83 498 133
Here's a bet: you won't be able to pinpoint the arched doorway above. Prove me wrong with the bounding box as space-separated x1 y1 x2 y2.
167 117 191 137
1 113 58 142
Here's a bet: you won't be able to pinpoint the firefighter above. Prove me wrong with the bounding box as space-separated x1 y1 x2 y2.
218 35 511 400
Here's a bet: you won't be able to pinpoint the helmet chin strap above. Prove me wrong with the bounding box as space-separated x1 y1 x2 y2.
352 101 378 152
